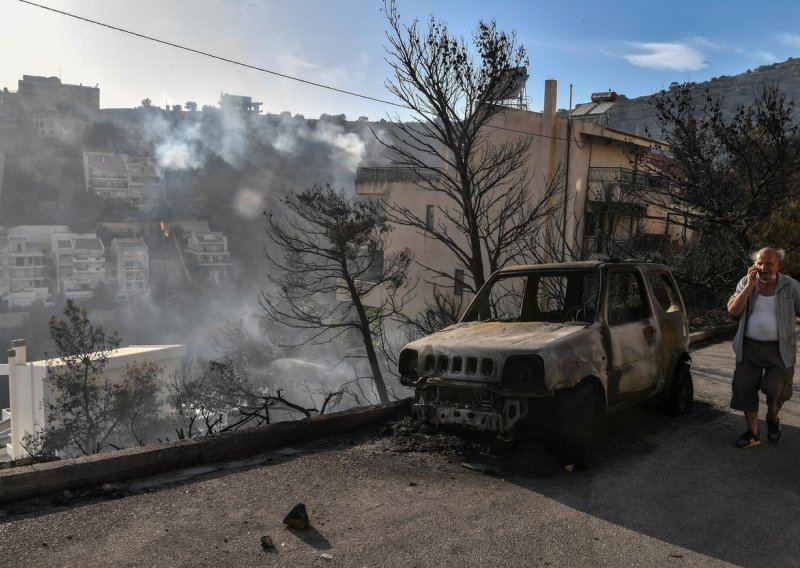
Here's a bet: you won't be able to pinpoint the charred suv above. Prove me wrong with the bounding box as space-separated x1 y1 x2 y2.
398 261 692 439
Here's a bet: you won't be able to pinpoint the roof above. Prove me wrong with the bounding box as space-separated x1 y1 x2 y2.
85 152 128 174
29 345 186 369
112 238 147 249
496 259 667 274
72 238 103 251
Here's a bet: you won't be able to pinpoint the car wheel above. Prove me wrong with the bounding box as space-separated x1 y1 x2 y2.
663 361 693 415
554 381 601 467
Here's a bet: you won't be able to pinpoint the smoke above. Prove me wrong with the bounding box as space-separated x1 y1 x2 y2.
140 108 368 179
311 121 365 173
233 187 267 220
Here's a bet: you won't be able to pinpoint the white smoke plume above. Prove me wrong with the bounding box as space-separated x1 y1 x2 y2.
140 108 368 177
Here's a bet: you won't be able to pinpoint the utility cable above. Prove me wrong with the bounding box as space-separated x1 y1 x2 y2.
18 0 574 143
18 0 405 109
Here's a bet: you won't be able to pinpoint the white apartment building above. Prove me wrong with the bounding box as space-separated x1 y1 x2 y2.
52 233 106 299
186 230 231 282
83 152 131 200
1 339 185 461
83 151 164 209
109 238 149 302
3 234 48 308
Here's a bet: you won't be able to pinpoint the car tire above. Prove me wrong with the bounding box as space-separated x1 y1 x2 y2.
554 381 601 467
663 361 693 415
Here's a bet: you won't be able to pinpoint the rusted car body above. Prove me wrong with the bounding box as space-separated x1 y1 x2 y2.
398 261 692 436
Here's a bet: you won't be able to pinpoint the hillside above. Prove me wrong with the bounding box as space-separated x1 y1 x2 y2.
603 57 800 138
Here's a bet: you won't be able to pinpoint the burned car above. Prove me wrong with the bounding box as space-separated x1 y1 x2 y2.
398 261 692 444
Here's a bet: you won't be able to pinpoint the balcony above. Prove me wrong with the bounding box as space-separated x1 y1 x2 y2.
588 167 657 186
587 167 664 206
356 167 442 183
582 233 672 258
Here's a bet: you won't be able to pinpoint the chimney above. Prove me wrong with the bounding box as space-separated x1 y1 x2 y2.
11 339 26 364
544 79 557 118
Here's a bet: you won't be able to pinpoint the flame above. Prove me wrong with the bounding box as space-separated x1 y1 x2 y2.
160 221 171 239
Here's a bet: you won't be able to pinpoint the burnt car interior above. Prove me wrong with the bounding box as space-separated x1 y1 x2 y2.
464 271 600 325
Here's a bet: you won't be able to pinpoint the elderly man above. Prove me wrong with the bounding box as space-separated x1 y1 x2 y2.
727 247 800 448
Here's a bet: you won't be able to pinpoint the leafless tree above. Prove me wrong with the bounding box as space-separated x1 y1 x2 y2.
380 0 561 301
259 184 414 405
164 356 317 440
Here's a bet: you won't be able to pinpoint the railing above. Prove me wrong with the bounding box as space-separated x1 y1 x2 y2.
588 167 663 188
582 233 672 257
356 166 442 182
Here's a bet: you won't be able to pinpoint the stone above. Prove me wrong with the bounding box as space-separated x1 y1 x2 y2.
260 535 275 550
283 502 310 530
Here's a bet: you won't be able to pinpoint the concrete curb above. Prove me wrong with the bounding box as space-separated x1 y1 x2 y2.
0 398 412 505
689 323 739 345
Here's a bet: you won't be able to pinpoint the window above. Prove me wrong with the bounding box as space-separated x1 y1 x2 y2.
648 272 681 313
426 205 435 230
607 271 649 325
454 269 465 298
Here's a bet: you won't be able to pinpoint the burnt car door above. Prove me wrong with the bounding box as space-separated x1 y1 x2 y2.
603 266 662 406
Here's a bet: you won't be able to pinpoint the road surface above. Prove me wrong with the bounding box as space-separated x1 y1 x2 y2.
1 337 798 567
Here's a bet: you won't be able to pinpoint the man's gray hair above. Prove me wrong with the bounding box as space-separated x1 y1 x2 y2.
750 247 786 262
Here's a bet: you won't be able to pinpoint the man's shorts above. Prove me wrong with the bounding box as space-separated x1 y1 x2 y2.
731 338 794 415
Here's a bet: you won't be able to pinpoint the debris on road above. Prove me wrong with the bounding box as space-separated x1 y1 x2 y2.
283 502 311 530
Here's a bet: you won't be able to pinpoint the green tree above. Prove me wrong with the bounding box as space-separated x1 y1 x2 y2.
640 83 800 293
27 300 162 456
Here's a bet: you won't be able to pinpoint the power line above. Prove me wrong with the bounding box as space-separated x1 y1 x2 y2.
17 0 405 109
18 0 570 143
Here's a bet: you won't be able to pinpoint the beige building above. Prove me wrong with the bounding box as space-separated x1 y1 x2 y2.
1 339 185 461
355 80 672 317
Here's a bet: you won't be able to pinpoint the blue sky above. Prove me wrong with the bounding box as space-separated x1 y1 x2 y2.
4 0 800 119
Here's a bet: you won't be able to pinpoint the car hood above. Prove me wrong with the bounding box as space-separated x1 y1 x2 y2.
405 321 589 353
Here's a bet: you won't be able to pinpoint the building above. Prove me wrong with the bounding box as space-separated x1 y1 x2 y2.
1 339 185 461
51 233 106 300
109 238 150 302
219 93 262 113
128 154 166 210
83 151 165 208
3 234 49 308
17 75 99 114
30 109 88 142
354 80 673 316
17 75 98 143
83 152 131 200
185 230 231 283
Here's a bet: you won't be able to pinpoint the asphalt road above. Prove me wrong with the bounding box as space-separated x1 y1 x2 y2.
1 338 799 568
